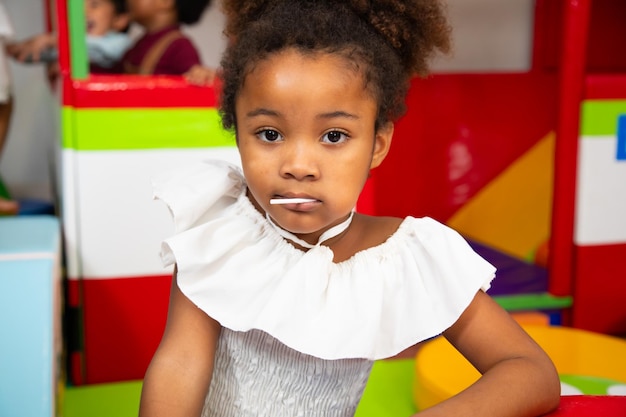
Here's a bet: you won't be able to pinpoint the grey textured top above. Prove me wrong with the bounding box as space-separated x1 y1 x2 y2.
202 328 374 417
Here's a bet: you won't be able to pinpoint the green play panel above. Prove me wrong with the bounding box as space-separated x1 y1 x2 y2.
62 380 142 417
560 374 626 396
356 359 418 416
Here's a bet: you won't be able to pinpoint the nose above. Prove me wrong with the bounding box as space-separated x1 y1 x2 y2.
279 140 320 180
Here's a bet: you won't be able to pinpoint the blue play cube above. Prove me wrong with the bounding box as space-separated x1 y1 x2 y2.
0 216 62 417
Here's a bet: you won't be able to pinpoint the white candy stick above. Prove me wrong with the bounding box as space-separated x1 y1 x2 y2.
270 198 317 205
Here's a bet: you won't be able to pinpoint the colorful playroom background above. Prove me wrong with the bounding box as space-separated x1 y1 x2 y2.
1 0 626 416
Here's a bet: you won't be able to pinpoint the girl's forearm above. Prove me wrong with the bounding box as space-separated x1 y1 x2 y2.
139 354 211 417
413 356 560 417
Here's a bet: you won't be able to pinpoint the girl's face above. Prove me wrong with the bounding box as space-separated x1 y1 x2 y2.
235 49 392 245
84 0 125 36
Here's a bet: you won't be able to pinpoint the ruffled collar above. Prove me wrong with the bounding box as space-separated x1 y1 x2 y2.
154 160 496 360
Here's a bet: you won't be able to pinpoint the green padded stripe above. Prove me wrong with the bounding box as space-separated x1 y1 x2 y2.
493 293 573 311
355 359 418 416
62 380 142 417
68 0 88 79
61 107 235 150
62 106 77 149
581 100 626 136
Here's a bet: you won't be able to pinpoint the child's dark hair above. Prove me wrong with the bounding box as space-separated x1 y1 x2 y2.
111 0 130 32
176 0 213 25
111 0 126 14
219 0 451 131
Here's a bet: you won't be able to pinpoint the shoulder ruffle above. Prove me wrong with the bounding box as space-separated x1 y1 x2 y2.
153 160 496 360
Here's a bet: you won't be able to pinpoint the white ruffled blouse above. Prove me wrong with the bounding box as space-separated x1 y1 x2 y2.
155 160 496 415
153 159 496 361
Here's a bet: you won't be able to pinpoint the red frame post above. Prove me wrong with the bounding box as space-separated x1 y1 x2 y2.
548 0 591 301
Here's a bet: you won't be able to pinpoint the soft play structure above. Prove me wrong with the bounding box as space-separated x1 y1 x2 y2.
0 216 62 417
361 0 626 335
54 0 238 385
48 2 626 414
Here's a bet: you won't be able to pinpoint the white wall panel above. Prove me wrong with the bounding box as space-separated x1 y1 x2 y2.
575 136 626 245
72 147 240 278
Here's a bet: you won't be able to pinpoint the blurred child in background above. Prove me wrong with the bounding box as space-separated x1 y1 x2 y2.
118 0 214 76
8 0 131 73
10 0 215 81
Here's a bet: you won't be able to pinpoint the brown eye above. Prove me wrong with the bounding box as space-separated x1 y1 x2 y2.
257 129 282 142
322 131 347 144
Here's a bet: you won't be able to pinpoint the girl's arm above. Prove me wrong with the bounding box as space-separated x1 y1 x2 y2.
415 291 561 417
139 268 221 417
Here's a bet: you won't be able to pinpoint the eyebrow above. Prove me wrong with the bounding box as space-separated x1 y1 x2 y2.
317 111 360 120
246 108 281 118
245 108 360 120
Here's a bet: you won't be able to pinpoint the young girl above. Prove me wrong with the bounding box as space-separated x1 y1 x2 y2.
140 1 561 416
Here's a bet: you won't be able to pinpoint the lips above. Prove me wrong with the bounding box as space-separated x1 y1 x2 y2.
271 193 319 203
274 193 318 201
270 194 320 210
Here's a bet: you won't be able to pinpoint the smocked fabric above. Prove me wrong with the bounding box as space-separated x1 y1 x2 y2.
203 328 372 417
153 159 497 361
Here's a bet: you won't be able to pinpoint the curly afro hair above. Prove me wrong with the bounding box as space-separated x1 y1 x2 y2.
176 0 213 25
219 0 450 131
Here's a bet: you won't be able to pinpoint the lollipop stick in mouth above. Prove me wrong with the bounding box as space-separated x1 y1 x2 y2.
270 198 317 205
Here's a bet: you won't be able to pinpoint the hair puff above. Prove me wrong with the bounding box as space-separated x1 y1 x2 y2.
219 0 451 129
